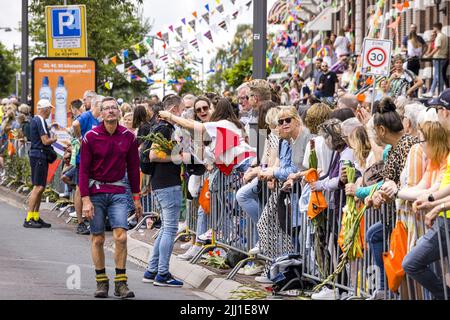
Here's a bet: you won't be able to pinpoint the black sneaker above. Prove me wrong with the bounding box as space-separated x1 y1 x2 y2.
36 218 51 228
23 219 42 229
77 222 90 235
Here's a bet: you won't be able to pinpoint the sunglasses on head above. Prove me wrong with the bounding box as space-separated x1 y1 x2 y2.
195 106 210 113
278 117 293 125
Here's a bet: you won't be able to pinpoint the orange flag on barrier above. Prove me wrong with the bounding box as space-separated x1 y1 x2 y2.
199 178 211 214
46 159 61 185
304 169 328 220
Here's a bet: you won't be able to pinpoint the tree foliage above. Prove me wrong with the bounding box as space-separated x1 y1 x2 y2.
167 59 201 96
0 43 20 97
29 0 151 99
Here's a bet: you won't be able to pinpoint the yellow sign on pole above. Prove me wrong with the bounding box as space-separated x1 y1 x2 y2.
45 5 88 58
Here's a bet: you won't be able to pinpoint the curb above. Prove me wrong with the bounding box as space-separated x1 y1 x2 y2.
123 234 245 300
0 186 246 300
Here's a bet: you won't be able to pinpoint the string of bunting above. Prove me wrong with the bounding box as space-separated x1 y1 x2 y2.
104 0 253 84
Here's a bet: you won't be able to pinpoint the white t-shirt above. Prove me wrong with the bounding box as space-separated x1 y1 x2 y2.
302 136 334 177
204 120 255 167
334 36 350 57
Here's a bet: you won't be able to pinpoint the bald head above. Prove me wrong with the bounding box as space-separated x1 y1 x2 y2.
337 94 359 112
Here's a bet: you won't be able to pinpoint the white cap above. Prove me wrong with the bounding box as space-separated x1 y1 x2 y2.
37 99 54 109
1 98 10 105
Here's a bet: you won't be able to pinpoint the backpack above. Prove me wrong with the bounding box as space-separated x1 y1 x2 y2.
140 122 173 175
269 254 315 293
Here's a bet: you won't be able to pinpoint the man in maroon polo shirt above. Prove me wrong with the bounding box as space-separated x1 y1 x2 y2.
79 96 142 299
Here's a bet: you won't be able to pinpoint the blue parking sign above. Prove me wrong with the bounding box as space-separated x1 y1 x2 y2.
52 8 81 38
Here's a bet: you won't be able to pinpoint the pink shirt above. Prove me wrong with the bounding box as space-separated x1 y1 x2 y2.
79 122 140 197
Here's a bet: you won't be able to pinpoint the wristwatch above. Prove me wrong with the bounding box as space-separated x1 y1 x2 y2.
428 194 435 202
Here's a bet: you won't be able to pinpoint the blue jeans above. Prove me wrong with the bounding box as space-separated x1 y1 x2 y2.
236 177 260 243
430 59 445 95
90 193 129 234
195 206 208 240
402 217 450 300
147 186 182 275
367 222 386 290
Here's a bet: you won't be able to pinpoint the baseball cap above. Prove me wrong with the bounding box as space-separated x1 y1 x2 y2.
427 88 450 110
37 99 54 109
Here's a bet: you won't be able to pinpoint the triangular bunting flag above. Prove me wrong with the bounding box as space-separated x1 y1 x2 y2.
111 56 117 65
103 58 109 65
180 40 189 50
224 15 232 29
246 1 252 10
157 31 163 39
160 54 169 63
145 37 153 48
175 26 183 38
218 20 227 32
216 0 221 4
204 30 214 43
140 65 150 76
230 0 236 4
162 32 169 45
205 4 210 12
132 43 140 57
181 18 186 25
192 11 198 18
217 4 224 13
202 13 210 25
188 20 196 32
116 64 125 73
196 32 204 43
232 11 239 19
123 49 129 60
132 58 142 71
169 25 174 33
210 23 221 35
190 39 200 51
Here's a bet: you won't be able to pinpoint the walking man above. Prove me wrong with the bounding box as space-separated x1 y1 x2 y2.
24 99 56 228
79 97 142 298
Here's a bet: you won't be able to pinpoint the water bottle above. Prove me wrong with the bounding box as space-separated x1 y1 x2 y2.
39 76 52 125
54 76 68 128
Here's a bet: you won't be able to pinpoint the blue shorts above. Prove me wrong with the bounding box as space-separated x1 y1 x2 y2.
30 156 48 187
90 193 129 234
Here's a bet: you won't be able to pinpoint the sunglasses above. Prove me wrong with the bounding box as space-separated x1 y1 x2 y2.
195 106 210 113
238 96 249 101
278 117 293 125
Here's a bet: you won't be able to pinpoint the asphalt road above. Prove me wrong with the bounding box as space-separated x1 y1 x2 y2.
0 197 204 300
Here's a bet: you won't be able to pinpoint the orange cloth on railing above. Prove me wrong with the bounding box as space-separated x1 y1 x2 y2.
198 178 210 214
383 220 408 293
303 168 328 220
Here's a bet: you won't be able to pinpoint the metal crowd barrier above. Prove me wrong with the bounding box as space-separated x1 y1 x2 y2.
129 168 450 300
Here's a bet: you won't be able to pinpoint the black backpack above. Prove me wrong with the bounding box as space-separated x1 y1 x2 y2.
140 122 173 175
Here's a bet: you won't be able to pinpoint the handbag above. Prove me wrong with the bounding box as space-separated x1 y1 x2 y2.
382 220 408 293
277 190 292 233
44 147 58 164
363 160 384 186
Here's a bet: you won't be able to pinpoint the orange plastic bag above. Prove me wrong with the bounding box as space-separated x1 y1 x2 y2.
304 169 327 219
7 141 15 157
198 178 210 214
383 220 408 293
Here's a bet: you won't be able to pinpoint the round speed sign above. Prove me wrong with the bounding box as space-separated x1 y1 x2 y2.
366 47 387 68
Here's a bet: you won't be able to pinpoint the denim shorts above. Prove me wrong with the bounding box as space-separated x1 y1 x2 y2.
90 193 129 234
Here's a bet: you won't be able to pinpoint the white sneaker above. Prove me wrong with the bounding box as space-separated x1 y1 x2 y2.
237 265 251 275
177 221 187 233
244 264 264 276
180 242 193 250
177 245 201 260
255 275 273 284
248 243 260 255
198 229 213 241
366 289 386 300
421 92 432 98
69 211 77 218
311 287 340 300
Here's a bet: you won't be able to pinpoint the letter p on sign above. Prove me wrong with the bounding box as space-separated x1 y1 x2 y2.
58 12 75 35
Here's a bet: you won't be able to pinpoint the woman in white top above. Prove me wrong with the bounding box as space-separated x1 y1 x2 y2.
333 29 351 58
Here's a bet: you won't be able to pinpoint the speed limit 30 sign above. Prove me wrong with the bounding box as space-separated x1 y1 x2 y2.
361 38 393 77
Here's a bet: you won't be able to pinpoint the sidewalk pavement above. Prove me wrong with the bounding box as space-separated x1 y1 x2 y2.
0 186 266 300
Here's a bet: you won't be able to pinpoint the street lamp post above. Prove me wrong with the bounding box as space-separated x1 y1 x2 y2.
191 57 204 91
21 0 28 104
252 0 267 80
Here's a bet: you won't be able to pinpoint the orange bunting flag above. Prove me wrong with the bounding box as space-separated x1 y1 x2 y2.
404 1 410 8
192 11 198 18
366 77 374 86
111 56 117 65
